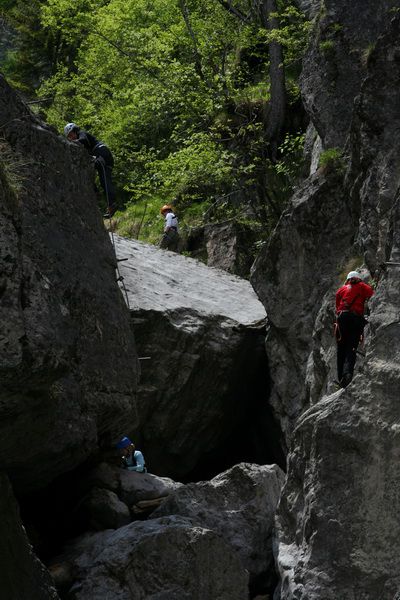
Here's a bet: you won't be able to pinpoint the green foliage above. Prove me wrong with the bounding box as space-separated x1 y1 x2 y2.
1 0 311 239
329 23 343 33
319 39 335 55
264 4 311 67
113 196 166 244
275 132 305 181
318 147 344 171
361 42 375 66
0 0 57 92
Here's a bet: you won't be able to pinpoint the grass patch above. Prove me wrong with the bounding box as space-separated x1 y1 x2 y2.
0 138 30 199
319 39 335 56
361 42 376 67
112 196 212 245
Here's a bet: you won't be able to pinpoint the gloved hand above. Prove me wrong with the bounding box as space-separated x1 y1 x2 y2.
94 155 106 167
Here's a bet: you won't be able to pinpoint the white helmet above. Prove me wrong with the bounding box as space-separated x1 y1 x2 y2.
346 270 361 281
64 122 78 136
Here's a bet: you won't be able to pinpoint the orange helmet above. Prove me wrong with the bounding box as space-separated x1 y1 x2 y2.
160 204 172 214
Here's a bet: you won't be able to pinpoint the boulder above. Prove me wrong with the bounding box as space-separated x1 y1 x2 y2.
84 462 120 494
55 517 249 600
81 488 131 531
153 463 285 593
0 472 60 600
0 76 138 492
74 463 181 527
114 235 269 478
186 221 259 277
118 468 182 506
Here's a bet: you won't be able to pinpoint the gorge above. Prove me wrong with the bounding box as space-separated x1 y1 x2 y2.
1 0 400 598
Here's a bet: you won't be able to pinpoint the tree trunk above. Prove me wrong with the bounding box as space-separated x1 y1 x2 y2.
260 0 286 159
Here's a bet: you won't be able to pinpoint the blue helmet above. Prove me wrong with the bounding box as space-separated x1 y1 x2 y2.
116 436 133 450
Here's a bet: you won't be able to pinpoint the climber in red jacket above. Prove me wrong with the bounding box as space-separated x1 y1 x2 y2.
335 271 374 387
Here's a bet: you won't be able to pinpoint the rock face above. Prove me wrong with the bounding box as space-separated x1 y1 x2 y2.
0 473 60 600
300 0 399 149
153 463 285 594
114 235 270 478
251 170 355 438
81 488 131 531
250 6 400 600
118 468 182 506
0 74 139 493
186 221 259 277
55 516 249 600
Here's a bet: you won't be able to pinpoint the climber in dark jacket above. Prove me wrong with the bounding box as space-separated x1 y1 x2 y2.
64 122 117 217
335 270 374 387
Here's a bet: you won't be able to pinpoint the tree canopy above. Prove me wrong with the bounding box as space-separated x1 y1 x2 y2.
1 0 310 241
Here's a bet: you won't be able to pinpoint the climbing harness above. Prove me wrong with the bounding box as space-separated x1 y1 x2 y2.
98 159 130 309
334 292 361 341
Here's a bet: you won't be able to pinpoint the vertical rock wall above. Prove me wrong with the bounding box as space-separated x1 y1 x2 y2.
252 4 400 598
0 75 139 493
0 473 60 599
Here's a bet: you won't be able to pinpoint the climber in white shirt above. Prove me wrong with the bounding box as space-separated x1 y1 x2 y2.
159 204 179 252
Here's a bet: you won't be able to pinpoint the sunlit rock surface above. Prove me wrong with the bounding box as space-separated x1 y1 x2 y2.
114 235 269 478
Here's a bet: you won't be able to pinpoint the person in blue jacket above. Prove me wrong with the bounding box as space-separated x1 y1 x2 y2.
116 436 146 472
64 122 117 218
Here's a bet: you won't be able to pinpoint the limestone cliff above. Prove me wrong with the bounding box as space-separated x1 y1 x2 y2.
0 76 139 491
251 3 400 598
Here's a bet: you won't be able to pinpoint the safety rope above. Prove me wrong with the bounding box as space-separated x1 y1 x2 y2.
98 159 131 310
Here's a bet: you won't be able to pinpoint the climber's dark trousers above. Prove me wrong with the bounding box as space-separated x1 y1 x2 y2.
97 164 116 207
336 311 366 382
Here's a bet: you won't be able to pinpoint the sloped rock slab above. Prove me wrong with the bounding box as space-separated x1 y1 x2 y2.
114 236 268 478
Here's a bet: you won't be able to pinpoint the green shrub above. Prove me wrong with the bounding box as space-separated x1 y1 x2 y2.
318 147 344 171
319 39 335 55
